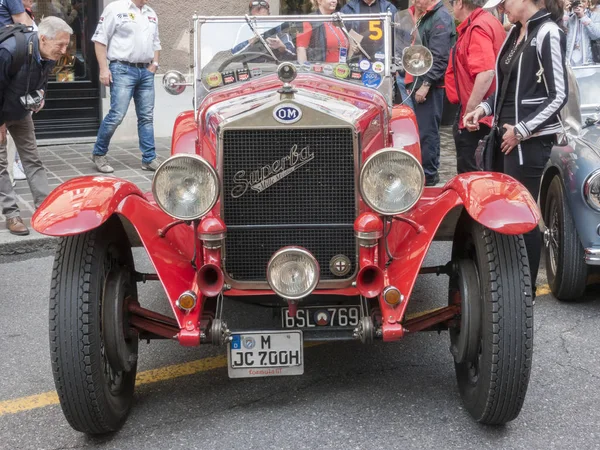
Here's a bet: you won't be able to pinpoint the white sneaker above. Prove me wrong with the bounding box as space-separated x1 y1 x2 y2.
13 160 26 180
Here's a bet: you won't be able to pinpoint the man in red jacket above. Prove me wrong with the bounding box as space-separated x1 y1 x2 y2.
445 0 506 173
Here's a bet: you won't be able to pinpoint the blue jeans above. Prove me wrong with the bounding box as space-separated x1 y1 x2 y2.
396 74 414 110
93 62 156 163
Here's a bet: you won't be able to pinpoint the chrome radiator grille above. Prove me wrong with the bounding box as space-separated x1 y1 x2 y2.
221 128 356 282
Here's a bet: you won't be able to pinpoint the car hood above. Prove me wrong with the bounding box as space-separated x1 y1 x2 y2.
200 74 387 138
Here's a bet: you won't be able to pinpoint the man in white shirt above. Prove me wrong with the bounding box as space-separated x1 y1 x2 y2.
91 0 161 172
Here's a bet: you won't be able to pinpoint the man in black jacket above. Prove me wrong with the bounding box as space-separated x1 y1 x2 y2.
0 16 72 235
410 0 455 186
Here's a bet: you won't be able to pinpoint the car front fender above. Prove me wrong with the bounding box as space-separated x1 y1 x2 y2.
32 176 145 236
442 172 540 235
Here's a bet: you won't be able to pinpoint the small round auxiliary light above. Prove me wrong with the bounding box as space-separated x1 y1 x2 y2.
383 286 403 306
277 62 297 84
176 290 197 311
267 247 319 300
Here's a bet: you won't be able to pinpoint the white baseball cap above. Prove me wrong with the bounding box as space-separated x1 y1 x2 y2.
483 0 505 8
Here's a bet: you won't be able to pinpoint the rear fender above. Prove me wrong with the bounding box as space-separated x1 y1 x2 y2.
171 110 198 155
32 176 144 236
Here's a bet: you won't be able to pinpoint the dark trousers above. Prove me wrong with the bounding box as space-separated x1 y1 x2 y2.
414 87 444 180
493 133 553 294
453 121 490 174
0 114 49 219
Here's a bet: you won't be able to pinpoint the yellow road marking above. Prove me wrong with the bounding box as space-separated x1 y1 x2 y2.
536 284 552 297
0 342 322 417
0 391 60 416
0 282 563 417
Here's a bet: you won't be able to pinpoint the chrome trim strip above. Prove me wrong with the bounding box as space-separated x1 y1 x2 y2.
199 231 226 241
355 231 383 239
585 248 600 265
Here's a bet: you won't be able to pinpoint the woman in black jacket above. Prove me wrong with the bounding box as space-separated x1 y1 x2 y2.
463 0 567 297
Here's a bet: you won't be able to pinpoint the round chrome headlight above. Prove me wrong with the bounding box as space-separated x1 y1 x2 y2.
359 148 425 215
584 169 600 211
267 247 319 300
152 154 219 220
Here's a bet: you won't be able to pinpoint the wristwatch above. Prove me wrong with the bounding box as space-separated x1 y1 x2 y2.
151 61 159 68
422 80 432 87
514 127 524 141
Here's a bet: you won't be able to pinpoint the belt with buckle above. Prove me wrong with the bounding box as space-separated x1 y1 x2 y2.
111 60 150 68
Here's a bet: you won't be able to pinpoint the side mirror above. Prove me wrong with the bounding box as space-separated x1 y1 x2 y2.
402 45 433 77
162 70 191 95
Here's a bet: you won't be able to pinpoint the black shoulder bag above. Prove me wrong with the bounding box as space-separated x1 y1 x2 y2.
474 28 539 171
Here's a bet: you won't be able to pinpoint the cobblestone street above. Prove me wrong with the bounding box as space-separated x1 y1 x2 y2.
0 128 457 239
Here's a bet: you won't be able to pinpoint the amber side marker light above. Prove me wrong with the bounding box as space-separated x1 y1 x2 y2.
176 290 197 311
383 286 403 306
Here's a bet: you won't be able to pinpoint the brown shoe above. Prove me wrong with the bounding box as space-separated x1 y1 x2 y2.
6 216 29 236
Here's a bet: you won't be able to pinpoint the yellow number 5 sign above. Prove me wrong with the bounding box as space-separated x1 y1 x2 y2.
369 21 383 40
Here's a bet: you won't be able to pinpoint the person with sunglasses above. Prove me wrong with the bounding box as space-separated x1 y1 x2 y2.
463 0 568 300
232 0 296 60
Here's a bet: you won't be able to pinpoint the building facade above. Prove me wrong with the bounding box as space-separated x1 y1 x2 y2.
33 0 410 141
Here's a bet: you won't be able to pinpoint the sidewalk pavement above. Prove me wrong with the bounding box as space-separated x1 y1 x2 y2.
0 128 458 255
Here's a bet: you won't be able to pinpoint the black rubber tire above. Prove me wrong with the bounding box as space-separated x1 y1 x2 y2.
451 220 533 425
49 217 137 434
543 176 587 301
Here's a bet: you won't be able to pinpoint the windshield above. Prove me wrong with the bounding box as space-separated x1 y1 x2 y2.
195 13 398 104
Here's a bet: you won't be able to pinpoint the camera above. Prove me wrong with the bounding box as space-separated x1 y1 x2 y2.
19 89 44 111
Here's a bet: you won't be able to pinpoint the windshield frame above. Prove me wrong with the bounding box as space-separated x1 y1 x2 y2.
192 13 395 109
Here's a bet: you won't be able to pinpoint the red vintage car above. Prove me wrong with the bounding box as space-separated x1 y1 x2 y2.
32 13 539 434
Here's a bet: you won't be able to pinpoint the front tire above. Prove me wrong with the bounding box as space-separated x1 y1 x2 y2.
543 176 587 301
450 221 533 425
49 217 138 434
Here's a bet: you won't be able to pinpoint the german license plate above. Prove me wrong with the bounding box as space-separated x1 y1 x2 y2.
227 331 303 378
282 305 360 329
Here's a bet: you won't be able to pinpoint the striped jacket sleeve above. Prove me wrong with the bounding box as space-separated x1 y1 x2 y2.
514 24 568 139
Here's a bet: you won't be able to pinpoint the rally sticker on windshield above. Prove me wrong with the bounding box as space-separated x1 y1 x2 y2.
236 68 250 82
222 70 236 85
206 72 222 88
372 61 384 74
334 64 350 79
362 71 381 88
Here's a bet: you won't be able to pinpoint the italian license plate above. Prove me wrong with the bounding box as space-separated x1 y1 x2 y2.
227 331 303 378
282 305 360 329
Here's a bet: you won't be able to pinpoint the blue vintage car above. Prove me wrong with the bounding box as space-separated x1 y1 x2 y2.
539 65 600 301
